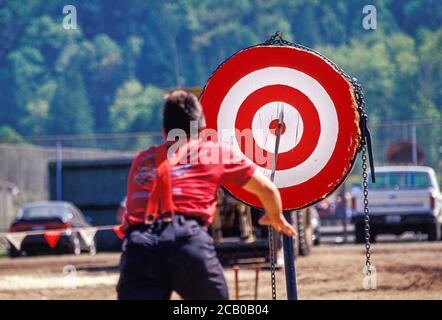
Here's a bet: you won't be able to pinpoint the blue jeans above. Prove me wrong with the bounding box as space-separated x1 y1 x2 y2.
116 214 229 300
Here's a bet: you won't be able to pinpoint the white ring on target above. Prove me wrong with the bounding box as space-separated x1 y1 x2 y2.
251 101 304 153
217 67 339 188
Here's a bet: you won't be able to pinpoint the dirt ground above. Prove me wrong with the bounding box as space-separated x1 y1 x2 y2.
0 241 441 300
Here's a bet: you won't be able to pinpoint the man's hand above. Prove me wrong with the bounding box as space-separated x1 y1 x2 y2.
242 170 296 237
258 213 296 237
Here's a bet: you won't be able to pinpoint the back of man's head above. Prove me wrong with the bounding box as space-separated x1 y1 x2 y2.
163 90 206 136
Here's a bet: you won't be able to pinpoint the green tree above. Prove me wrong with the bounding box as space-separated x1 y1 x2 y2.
19 79 56 136
1 47 47 132
109 80 164 149
418 28 442 110
0 125 26 144
109 80 163 133
48 65 94 136
123 36 144 80
20 15 81 68
317 35 396 122
79 34 125 132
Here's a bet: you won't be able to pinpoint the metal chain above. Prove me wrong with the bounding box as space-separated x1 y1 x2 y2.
361 141 372 274
266 32 281 301
353 78 373 274
268 226 277 300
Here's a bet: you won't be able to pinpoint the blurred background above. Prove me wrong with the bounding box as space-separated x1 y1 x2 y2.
0 0 441 300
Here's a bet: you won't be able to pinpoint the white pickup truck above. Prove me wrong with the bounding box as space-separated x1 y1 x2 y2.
351 166 442 242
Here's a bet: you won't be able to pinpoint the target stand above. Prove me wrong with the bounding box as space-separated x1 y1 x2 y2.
200 33 374 300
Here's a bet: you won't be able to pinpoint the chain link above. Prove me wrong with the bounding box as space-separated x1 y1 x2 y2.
353 75 373 275
268 226 277 300
265 34 281 300
262 32 355 84
361 142 372 274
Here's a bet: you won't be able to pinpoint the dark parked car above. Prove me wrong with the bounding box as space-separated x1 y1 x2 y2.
8 201 96 257
310 206 322 246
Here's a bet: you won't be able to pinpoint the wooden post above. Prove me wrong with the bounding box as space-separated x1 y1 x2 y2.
254 265 260 300
233 265 240 300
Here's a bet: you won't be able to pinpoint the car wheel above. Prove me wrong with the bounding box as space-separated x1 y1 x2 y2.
298 210 313 256
313 231 321 246
369 230 377 243
355 223 365 244
68 234 82 255
426 222 441 241
89 239 97 256
8 247 21 258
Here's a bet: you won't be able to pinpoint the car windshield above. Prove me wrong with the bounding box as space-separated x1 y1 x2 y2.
369 172 431 190
18 205 73 220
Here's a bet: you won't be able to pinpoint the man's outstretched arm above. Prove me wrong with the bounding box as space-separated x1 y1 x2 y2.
242 170 296 237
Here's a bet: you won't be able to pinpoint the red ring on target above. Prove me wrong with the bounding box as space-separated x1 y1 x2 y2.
234 84 320 170
200 45 360 210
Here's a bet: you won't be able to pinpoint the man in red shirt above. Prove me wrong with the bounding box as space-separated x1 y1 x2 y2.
117 90 295 300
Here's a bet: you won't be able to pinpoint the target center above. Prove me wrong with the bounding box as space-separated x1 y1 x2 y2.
269 120 286 135
251 101 304 154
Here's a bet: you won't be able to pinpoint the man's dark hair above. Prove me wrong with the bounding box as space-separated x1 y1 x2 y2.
163 90 206 135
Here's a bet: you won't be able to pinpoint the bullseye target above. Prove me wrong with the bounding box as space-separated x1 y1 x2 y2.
200 45 361 210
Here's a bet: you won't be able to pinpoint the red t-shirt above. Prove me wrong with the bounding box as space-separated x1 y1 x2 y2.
125 140 256 225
